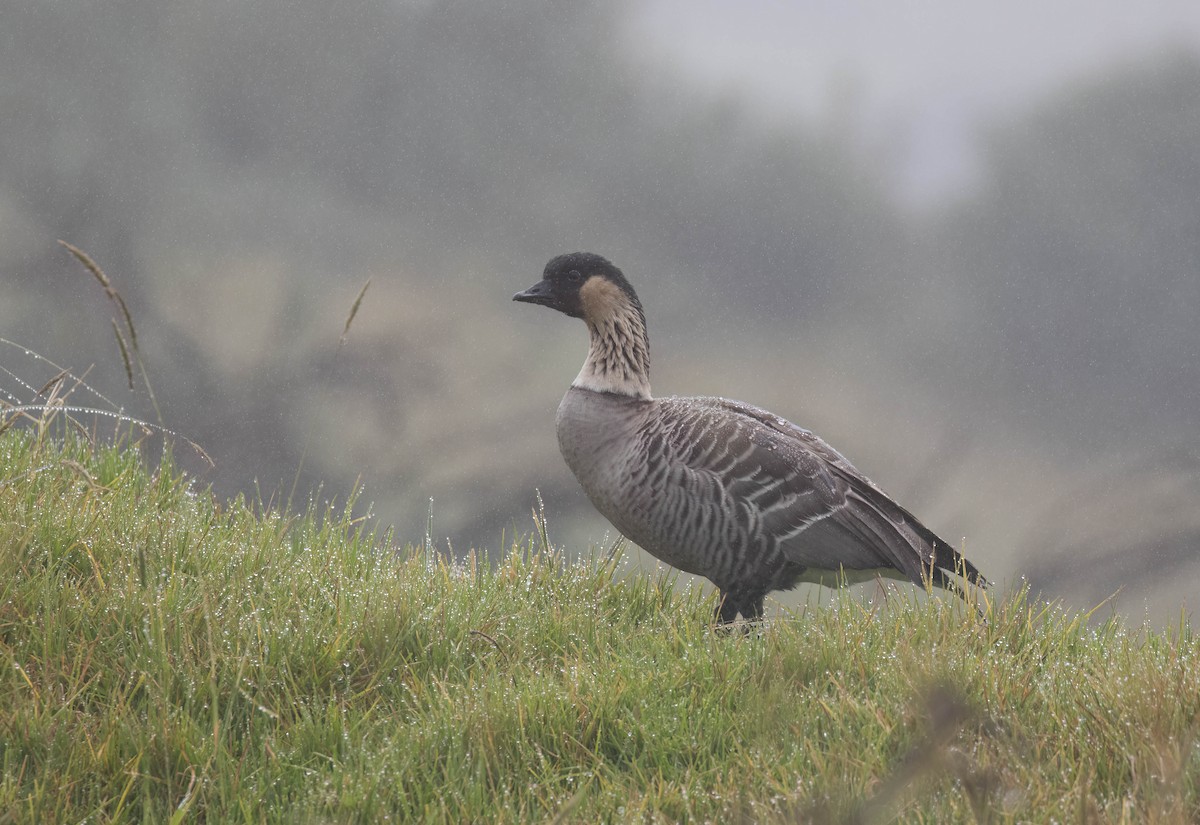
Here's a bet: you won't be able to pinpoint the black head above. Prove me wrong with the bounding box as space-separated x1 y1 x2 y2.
512 252 641 320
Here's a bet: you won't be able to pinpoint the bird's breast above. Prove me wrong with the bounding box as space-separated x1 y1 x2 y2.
556 388 657 518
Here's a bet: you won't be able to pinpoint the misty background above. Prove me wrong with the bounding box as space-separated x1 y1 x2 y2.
3 1 1199 620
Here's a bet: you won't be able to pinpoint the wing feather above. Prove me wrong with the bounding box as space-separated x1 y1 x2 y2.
662 396 986 590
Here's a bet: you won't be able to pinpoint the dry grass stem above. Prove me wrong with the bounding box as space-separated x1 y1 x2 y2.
341 278 371 345
59 240 161 422
111 319 134 389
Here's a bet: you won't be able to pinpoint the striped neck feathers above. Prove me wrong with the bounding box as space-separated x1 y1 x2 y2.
573 277 652 399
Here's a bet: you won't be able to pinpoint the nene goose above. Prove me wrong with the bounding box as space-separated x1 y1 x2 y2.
514 252 987 622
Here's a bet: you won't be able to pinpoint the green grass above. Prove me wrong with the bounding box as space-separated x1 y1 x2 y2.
1 428 1198 823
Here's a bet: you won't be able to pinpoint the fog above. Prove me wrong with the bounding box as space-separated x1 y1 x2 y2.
638 0 1200 204
2 1 1198 620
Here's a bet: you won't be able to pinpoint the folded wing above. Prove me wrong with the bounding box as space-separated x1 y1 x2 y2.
692 397 987 591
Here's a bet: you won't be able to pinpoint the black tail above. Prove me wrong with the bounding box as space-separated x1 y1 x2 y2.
927 538 989 596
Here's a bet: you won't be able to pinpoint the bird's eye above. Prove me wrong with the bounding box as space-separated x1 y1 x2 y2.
567 270 583 282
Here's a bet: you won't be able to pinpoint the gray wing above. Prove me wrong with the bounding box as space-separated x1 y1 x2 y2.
669 396 985 590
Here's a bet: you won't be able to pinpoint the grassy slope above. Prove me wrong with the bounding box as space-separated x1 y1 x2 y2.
0 429 1197 824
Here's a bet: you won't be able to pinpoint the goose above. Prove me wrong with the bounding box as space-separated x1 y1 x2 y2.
514 252 987 622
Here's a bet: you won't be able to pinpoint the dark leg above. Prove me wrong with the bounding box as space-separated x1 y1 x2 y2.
715 592 741 624
742 595 765 622
715 591 765 624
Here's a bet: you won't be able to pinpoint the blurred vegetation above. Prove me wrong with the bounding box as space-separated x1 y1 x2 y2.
1 2 1198 617
932 53 1200 440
